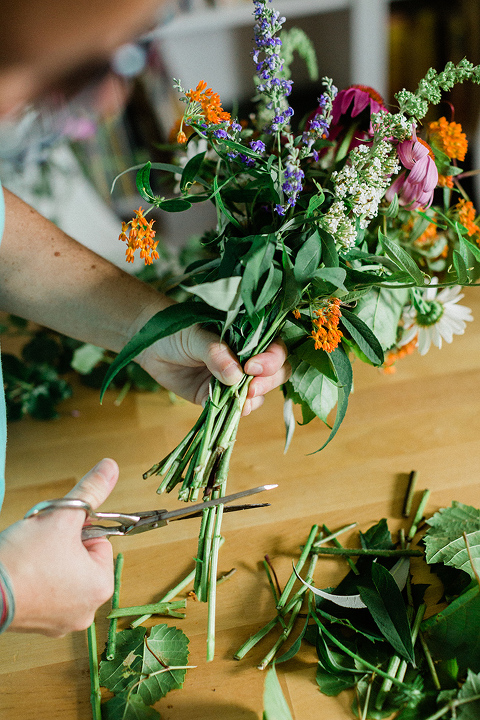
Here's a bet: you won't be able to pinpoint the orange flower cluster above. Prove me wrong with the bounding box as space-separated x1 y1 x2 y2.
119 207 159 265
177 81 231 144
382 337 418 374
311 298 343 353
428 117 468 161
456 199 480 242
437 174 454 189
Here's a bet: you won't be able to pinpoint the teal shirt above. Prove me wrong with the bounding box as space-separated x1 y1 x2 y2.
0 185 6 509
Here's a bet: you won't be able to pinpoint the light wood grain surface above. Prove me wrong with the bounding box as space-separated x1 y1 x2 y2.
1 287 480 720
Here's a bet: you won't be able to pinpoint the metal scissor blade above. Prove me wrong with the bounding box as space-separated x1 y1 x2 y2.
169 501 271 521
157 484 278 523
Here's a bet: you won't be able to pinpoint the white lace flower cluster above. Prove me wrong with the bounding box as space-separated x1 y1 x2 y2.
325 141 400 249
321 200 357 251
371 111 413 142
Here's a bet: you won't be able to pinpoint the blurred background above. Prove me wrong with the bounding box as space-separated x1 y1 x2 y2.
0 0 479 271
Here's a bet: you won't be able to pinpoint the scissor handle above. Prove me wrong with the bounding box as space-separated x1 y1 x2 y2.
24 498 92 518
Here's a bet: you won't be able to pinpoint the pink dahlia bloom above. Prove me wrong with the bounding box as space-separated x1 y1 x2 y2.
386 127 438 209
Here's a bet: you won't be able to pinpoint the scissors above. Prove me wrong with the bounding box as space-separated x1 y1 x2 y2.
24 484 278 541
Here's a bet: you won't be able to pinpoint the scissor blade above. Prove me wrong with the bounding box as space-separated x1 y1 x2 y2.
158 484 277 523
170 502 271 521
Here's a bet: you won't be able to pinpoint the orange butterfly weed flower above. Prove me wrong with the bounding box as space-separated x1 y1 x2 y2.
428 117 468 161
382 336 417 374
185 80 231 125
119 207 159 265
311 298 343 353
455 198 480 242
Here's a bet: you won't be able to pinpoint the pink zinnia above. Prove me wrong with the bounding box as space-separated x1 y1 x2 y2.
386 127 438 209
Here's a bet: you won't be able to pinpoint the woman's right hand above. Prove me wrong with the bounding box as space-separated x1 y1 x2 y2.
0 458 119 637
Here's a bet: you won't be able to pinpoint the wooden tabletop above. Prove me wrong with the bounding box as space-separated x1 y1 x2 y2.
1 287 480 720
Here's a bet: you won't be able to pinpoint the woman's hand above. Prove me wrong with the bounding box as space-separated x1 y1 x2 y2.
137 324 291 416
0 459 119 636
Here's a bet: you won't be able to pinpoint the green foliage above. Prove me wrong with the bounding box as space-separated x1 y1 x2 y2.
262 666 293 720
99 625 190 719
424 502 480 580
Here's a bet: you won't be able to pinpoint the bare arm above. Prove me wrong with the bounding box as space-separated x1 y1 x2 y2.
0 190 290 410
0 188 169 351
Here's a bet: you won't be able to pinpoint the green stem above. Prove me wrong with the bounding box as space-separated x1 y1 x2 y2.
322 523 359 575
402 470 418 518
311 523 357 549
419 631 441 690
421 694 480 720
277 525 319 610
131 568 196 628
234 616 281 660
311 604 410 690
106 553 124 661
108 599 186 618
206 501 225 662
257 599 303 670
87 622 102 720
407 489 431 541
311 547 422 557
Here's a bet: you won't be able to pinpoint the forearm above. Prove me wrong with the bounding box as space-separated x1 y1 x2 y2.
0 189 172 351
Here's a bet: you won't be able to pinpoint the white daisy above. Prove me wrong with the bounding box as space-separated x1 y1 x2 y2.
399 280 473 356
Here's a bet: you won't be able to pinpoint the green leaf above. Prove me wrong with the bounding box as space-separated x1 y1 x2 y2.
379 231 425 285
185 276 242 312
294 339 338 384
136 162 155 202
318 229 339 267
460 235 480 263
340 309 384 365
180 151 205 193
354 287 408 351
254 265 283 312
357 563 414 663
262 666 293 720
158 198 192 212
312 346 352 452
102 692 161 720
315 664 357 696
422 586 480 674
100 627 146 694
287 359 338 424
135 625 189 705
455 669 480 720
100 301 224 401
313 267 347 291
99 625 190 706
424 501 480 580
70 344 105 374
293 230 322 285
240 235 277 315
452 249 470 284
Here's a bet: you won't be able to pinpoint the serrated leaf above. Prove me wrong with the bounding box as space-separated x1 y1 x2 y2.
136 625 189 705
424 501 480 579
102 692 161 720
422 586 480 674
262 666 293 720
100 301 224 401
100 628 146 693
99 625 190 707
455 669 480 720
357 563 414 664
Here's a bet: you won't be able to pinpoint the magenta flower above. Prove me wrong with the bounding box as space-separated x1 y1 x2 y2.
386 126 438 209
331 84 387 127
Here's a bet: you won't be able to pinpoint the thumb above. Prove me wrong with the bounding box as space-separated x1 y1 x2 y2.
64 458 119 510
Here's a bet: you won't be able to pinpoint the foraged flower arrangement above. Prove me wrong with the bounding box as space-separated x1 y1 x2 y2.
102 0 480 659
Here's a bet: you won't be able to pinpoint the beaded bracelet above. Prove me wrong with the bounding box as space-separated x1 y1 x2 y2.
0 561 15 633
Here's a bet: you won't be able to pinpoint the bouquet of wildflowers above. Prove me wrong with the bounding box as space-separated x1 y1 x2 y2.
102 0 480 659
